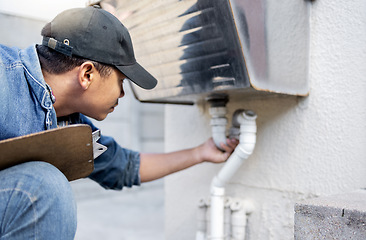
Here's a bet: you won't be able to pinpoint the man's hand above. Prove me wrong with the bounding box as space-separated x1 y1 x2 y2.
194 138 239 164
139 138 239 182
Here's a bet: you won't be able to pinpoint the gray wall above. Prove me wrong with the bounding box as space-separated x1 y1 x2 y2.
91 84 165 153
0 12 45 48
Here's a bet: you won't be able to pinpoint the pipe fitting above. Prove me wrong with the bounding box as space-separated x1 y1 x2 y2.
232 109 256 127
229 110 256 140
230 199 254 240
209 106 228 150
208 95 229 150
196 199 209 240
206 94 229 108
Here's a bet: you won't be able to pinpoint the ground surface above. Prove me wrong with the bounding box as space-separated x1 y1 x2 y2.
71 179 165 240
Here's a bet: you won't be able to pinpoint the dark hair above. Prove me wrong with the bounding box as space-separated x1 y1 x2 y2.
36 45 114 77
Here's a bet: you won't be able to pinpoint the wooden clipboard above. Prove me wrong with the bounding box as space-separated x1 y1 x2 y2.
0 124 94 181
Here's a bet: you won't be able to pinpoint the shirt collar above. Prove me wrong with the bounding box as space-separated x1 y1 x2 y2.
20 45 55 110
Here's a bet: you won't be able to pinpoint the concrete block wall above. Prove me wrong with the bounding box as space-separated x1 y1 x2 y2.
295 190 366 239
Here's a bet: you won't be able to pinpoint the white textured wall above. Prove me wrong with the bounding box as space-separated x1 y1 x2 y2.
164 1 366 239
0 13 45 48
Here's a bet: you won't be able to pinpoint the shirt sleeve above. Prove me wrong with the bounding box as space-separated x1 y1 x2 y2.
79 114 141 190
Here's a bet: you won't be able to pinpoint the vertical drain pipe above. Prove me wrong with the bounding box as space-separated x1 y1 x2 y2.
208 96 229 151
230 199 255 240
196 199 208 240
209 109 257 240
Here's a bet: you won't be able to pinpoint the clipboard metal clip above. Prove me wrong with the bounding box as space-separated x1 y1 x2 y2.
92 130 108 159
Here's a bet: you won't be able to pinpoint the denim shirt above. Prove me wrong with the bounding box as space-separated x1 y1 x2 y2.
0 44 140 190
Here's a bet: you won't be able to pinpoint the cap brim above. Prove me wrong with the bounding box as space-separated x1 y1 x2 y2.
116 62 157 90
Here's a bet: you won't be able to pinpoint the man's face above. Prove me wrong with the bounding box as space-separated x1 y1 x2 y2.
82 68 125 121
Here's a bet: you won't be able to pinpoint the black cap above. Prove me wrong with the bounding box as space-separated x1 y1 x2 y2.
41 6 157 90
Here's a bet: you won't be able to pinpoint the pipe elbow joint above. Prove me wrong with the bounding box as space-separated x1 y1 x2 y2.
234 109 257 154
211 176 226 190
232 110 256 126
234 110 257 125
235 142 255 158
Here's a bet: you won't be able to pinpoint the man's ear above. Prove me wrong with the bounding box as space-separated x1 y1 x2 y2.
78 62 96 90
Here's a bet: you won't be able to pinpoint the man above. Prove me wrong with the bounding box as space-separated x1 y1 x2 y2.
0 5 237 239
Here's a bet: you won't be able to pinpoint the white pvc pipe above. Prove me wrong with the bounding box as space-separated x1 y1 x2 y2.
210 185 226 239
209 110 257 240
196 199 208 240
230 199 255 240
224 197 233 238
205 199 211 237
209 106 228 151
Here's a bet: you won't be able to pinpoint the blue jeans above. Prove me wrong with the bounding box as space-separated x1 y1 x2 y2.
0 161 77 239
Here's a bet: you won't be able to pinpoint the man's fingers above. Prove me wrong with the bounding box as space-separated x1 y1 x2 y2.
226 138 238 148
219 139 238 153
